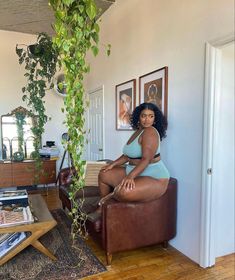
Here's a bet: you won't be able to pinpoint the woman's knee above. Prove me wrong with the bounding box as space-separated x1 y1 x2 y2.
114 187 132 202
98 170 109 183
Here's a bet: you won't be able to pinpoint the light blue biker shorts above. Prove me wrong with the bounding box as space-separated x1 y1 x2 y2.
126 160 170 179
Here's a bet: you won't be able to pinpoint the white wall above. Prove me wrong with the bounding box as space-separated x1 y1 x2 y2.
214 42 234 257
0 30 67 173
85 0 234 263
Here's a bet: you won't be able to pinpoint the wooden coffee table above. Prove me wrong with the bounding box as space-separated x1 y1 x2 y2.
0 194 57 265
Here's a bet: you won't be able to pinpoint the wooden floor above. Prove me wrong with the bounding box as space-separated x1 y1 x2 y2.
31 187 235 280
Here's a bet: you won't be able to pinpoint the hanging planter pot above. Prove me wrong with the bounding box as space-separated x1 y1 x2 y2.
28 44 44 57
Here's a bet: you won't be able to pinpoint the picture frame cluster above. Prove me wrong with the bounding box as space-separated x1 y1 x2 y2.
116 66 168 130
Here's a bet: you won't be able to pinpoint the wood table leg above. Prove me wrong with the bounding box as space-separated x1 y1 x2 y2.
106 252 112 265
0 224 57 265
31 240 57 260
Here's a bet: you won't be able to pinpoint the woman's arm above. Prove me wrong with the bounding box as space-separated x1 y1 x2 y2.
112 154 129 166
101 154 129 172
119 127 158 189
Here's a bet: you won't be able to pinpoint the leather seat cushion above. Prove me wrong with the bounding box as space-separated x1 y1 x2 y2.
81 196 100 214
60 185 100 198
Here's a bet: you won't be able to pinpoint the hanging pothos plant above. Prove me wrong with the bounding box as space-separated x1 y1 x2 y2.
49 0 110 239
16 33 58 174
15 110 26 155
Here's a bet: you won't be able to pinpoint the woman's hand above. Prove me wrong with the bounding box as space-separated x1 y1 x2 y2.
100 163 115 172
118 176 135 191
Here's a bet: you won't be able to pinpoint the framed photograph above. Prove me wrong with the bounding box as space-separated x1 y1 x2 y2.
116 79 136 130
139 66 168 118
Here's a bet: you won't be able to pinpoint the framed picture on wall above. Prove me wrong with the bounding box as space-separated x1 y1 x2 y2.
116 79 136 130
139 66 168 119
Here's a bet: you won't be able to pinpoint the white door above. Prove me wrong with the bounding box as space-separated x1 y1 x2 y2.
213 42 234 258
200 36 235 267
87 87 104 160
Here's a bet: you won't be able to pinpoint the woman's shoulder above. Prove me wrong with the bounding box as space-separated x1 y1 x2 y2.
143 126 158 134
142 126 159 138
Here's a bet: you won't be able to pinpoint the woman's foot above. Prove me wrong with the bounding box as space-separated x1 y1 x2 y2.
98 192 115 206
87 192 115 222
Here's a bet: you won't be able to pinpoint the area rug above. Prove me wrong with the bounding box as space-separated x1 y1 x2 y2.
0 209 106 280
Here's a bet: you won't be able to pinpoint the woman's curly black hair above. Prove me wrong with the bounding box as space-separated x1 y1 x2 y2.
130 102 167 140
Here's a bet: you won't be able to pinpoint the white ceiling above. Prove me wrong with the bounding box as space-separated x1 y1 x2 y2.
0 0 115 36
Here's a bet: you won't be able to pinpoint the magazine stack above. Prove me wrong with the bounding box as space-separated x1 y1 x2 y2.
0 190 34 228
0 232 27 258
0 190 28 207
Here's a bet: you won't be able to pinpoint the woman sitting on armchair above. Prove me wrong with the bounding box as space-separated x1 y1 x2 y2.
96 102 170 213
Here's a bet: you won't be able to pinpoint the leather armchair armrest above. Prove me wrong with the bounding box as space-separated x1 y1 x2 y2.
101 179 177 254
58 167 76 186
101 199 164 253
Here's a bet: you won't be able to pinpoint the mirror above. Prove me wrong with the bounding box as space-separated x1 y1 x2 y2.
1 106 39 160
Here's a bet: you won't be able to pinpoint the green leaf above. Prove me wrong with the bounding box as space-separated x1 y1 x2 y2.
85 0 97 20
62 41 70 52
62 0 75 7
76 15 84 27
91 45 99 56
106 43 111 56
78 5 84 13
19 57 24 64
15 46 23 57
91 32 99 44
94 23 100 33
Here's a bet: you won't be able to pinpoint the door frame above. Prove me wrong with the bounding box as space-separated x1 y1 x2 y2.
200 33 234 268
86 85 105 160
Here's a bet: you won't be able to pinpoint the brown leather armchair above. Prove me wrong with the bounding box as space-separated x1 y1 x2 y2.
58 167 177 265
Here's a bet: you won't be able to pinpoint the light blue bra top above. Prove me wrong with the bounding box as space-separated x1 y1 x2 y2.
123 127 160 159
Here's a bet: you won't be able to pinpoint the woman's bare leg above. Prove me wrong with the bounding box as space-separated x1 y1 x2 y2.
114 177 169 202
89 172 168 221
98 166 126 197
95 166 126 210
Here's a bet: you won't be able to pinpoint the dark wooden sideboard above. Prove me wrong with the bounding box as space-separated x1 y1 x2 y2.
0 160 56 188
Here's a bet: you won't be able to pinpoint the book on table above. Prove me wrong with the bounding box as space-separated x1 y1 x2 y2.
0 190 28 200
0 198 29 208
0 190 29 207
0 200 29 210
0 206 34 228
0 232 27 258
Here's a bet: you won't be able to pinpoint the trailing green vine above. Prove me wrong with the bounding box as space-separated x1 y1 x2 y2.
16 33 58 159
15 110 26 154
16 33 58 179
49 0 101 239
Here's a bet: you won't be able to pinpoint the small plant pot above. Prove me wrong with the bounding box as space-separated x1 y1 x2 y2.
28 44 44 57
12 151 24 162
